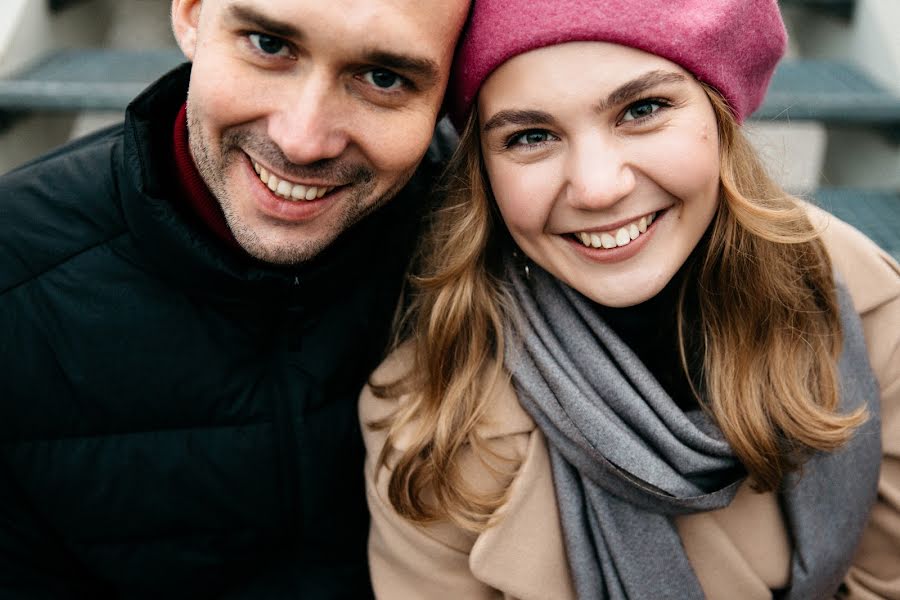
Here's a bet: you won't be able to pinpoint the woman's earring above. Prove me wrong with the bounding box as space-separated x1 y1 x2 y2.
511 248 530 279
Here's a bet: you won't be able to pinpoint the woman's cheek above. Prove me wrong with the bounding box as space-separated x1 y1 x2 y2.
491 162 561 231
641 132 719 200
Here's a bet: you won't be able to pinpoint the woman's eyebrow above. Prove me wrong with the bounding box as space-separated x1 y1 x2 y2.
596 70 687 112
482 71 687 132
482 109 556 133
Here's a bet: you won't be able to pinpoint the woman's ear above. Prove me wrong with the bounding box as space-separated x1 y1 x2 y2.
171 0 203 61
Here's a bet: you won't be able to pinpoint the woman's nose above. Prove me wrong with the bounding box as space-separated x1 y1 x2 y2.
564 136 636 209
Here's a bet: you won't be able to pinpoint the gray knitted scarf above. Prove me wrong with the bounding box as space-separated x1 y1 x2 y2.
503 255 881 600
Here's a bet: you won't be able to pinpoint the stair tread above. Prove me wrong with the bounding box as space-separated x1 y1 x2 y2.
2 49 899 125
778 0 854 18
0 48 184 111
755 60 900 123
780 0 853 5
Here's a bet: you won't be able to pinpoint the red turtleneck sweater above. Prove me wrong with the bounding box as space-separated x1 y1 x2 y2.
171 102 242 251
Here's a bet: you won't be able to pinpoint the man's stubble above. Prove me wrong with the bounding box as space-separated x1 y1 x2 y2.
186 105 416 265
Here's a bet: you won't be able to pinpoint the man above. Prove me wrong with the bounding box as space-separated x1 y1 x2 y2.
0 0 469 597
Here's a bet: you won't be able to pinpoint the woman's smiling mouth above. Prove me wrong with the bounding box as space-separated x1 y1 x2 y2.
572 211 659 249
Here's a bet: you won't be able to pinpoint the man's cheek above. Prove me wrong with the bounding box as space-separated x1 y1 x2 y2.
371 116 437 171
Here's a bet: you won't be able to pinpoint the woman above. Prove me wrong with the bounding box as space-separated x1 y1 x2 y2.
361 0 900 598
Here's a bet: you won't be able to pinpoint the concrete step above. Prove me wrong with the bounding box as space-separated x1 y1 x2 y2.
0 48 183 111
745 121 828 193
814 187 900 261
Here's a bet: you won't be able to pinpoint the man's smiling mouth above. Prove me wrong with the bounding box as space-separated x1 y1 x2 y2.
253 160 337 201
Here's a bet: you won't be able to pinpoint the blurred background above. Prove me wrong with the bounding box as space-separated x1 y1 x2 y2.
1 0 898 260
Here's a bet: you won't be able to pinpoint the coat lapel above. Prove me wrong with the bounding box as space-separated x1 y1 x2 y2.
469 380 576 600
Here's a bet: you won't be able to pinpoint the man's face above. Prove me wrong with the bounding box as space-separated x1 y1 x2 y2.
171 0 469 264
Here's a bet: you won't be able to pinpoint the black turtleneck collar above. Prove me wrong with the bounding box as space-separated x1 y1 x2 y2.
594 238 709 411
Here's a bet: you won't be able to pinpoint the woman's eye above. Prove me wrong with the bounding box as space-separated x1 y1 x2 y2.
248 33 291 57
621 100 665 122
508 130 556 147
362 69 404 91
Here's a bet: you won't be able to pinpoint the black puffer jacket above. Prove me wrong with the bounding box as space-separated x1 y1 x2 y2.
0 65 443 599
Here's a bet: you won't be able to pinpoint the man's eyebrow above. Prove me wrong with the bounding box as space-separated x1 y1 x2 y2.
362 51 440 87
223 4 439 87
597 70 687 112
482 109 556 133
226 3 303 39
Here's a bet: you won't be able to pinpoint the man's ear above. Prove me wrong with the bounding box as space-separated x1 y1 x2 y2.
171 0 203 61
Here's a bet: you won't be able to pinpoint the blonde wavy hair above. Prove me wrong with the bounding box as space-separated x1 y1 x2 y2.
370 85 867 533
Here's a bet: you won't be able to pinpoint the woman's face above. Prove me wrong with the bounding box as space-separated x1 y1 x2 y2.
478 42 721 307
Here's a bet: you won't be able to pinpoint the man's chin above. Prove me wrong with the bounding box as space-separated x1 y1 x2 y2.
222 178 402 265
234 232 333 265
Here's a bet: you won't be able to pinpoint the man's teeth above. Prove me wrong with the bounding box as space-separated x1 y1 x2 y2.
576 213 656 249
253 161 333 201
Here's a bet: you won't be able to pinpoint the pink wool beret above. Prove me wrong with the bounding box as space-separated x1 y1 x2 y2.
449 0 787 127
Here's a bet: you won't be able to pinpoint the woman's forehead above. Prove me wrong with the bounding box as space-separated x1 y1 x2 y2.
478 42 695 115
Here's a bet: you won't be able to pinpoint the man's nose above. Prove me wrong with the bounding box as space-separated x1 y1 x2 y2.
267 73 351 165
564 135 636 209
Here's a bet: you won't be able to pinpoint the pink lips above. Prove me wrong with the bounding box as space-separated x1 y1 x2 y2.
567 210 663 264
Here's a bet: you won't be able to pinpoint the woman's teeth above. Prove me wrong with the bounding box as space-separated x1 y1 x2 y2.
253 161 334 201
575 213 656 249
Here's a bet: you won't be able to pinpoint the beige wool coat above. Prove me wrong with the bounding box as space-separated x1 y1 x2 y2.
361 207 900 600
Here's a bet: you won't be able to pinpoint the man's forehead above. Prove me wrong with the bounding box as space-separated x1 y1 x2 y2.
215 0 468 51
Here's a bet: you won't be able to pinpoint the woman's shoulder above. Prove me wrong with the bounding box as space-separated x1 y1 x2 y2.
362 345 572 599
359 342 416 431
360 343 547 582
804 201 900 313
360 341 537 455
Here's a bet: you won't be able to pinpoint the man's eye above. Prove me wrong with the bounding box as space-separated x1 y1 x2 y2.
248 33 290 57
621 100 665 122
362 69 403 91
507 130 556 148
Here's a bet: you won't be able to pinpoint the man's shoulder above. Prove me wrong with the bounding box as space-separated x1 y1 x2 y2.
424 116 460 166
5 121 123 178
0 124 130 294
